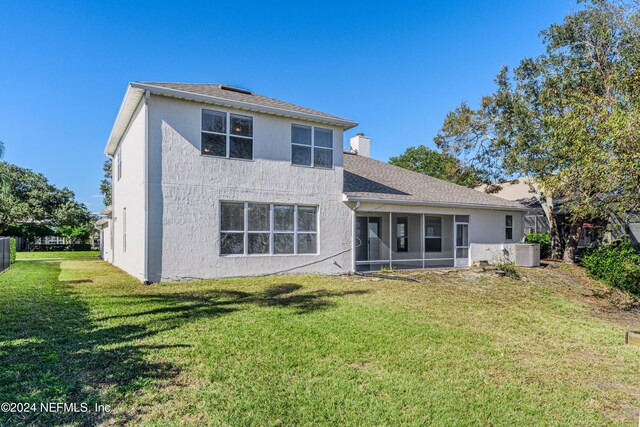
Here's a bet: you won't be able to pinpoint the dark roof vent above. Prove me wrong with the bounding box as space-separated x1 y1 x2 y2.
220 84 252 95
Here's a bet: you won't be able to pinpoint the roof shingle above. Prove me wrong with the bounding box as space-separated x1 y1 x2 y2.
343 153 525 209
138 82 351 122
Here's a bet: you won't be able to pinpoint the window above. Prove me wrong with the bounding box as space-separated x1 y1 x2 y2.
220 202 318 255
291 124 333 168
505 215 513 240
122 207 127 253
116 149 122 181
396 217 408 252
424 216 442 253
202 109 253 160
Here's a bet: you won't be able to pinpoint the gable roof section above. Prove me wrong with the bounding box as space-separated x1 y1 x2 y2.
105 82 358 155
343 153 527 210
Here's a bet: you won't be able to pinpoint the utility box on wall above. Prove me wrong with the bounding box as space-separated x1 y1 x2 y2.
515 243 541 267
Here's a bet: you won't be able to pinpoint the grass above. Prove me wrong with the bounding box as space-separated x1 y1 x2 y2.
0 257 638 425
16 251 100 260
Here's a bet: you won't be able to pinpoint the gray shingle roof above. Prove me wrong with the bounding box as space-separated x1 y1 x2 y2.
138 82 351 122
343 153 525 210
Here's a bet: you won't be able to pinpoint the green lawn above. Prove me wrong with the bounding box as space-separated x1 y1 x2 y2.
16 250 100 260
0 258 638 426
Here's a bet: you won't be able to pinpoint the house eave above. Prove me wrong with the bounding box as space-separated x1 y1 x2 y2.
104 83 359 155
342 195 529 212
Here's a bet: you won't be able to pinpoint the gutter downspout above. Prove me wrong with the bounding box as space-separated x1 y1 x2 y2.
143 90 150 285
351 201 360 273
107 154 114 265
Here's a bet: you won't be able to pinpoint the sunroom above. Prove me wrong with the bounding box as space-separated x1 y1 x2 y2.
354 212 470 272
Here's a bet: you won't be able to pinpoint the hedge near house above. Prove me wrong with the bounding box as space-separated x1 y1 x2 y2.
525 233 551 259
581 241 640 297
9 238 16 264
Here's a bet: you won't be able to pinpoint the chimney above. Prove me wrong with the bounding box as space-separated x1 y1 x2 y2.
349 133 370 157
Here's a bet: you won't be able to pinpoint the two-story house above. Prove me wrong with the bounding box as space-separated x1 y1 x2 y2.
99 82 526 283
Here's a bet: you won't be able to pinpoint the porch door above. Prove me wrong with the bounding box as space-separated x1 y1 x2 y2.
454 220 469 267
367 217 381 261
355 216 382 261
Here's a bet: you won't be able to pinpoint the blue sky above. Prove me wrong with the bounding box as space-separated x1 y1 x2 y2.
0 1 579 210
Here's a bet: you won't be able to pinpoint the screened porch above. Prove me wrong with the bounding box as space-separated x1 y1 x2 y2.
354 212 470 272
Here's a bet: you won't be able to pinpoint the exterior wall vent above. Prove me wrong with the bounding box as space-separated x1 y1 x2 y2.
220 85 252 95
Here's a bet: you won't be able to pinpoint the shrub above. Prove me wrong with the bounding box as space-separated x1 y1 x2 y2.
581 240 640 296
495 262 520 279
525 232 551 258
10 238 16 264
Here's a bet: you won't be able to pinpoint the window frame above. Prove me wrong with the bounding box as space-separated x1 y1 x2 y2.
116 148 122 181
219 202 319 256
505 214 514 241
290 123 334 169
396 216 409 253
201 108 254 161
424 216 443 253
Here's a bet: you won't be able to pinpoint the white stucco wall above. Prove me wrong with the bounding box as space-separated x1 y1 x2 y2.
147 95 352 281
100 221 114 263
111 101 146 280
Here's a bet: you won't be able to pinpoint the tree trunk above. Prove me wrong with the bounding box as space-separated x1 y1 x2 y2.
548 209 563 259
563 221 583 264
537 193 563 259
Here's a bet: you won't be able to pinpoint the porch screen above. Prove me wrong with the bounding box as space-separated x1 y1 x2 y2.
424 216 442 253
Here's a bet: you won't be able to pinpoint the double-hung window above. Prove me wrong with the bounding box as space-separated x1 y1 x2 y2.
116 149 122 181
291 124 333 168
424 216 442 253
397 217 408 252
505 215 513 240
202 109 253 160
220 202 318 255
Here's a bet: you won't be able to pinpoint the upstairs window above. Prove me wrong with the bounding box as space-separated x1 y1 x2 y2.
291 124 333 168
202 109 253 160
116 149 122 181
505 215 513 240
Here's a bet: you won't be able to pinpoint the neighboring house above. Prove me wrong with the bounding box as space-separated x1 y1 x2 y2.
98 82 526 282
475 180 549 235
476 179 640 250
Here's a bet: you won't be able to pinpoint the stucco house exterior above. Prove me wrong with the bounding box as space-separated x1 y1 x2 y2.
98 82 526 283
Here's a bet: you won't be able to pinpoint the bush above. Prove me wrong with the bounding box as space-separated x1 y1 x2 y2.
581 240 640 296
495 262 520 279
10 238 16 264
525 232 551 258
30 244 92 252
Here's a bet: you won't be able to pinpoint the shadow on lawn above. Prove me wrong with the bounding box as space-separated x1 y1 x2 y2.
0 263 367 426
100 283 369 323
0 261 179 426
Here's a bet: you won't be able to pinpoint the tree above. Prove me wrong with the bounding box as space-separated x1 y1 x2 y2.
0 162 94 236
435 1 640 262
56 225 93 246
389 145 482 187
100 158 112 206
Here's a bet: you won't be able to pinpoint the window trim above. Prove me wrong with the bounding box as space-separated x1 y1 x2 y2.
201 108 254 161
116 148 122 181
290 123 334 169
396 216 409 253
424 216 443 253
505 214 514 241
219 201 319 256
